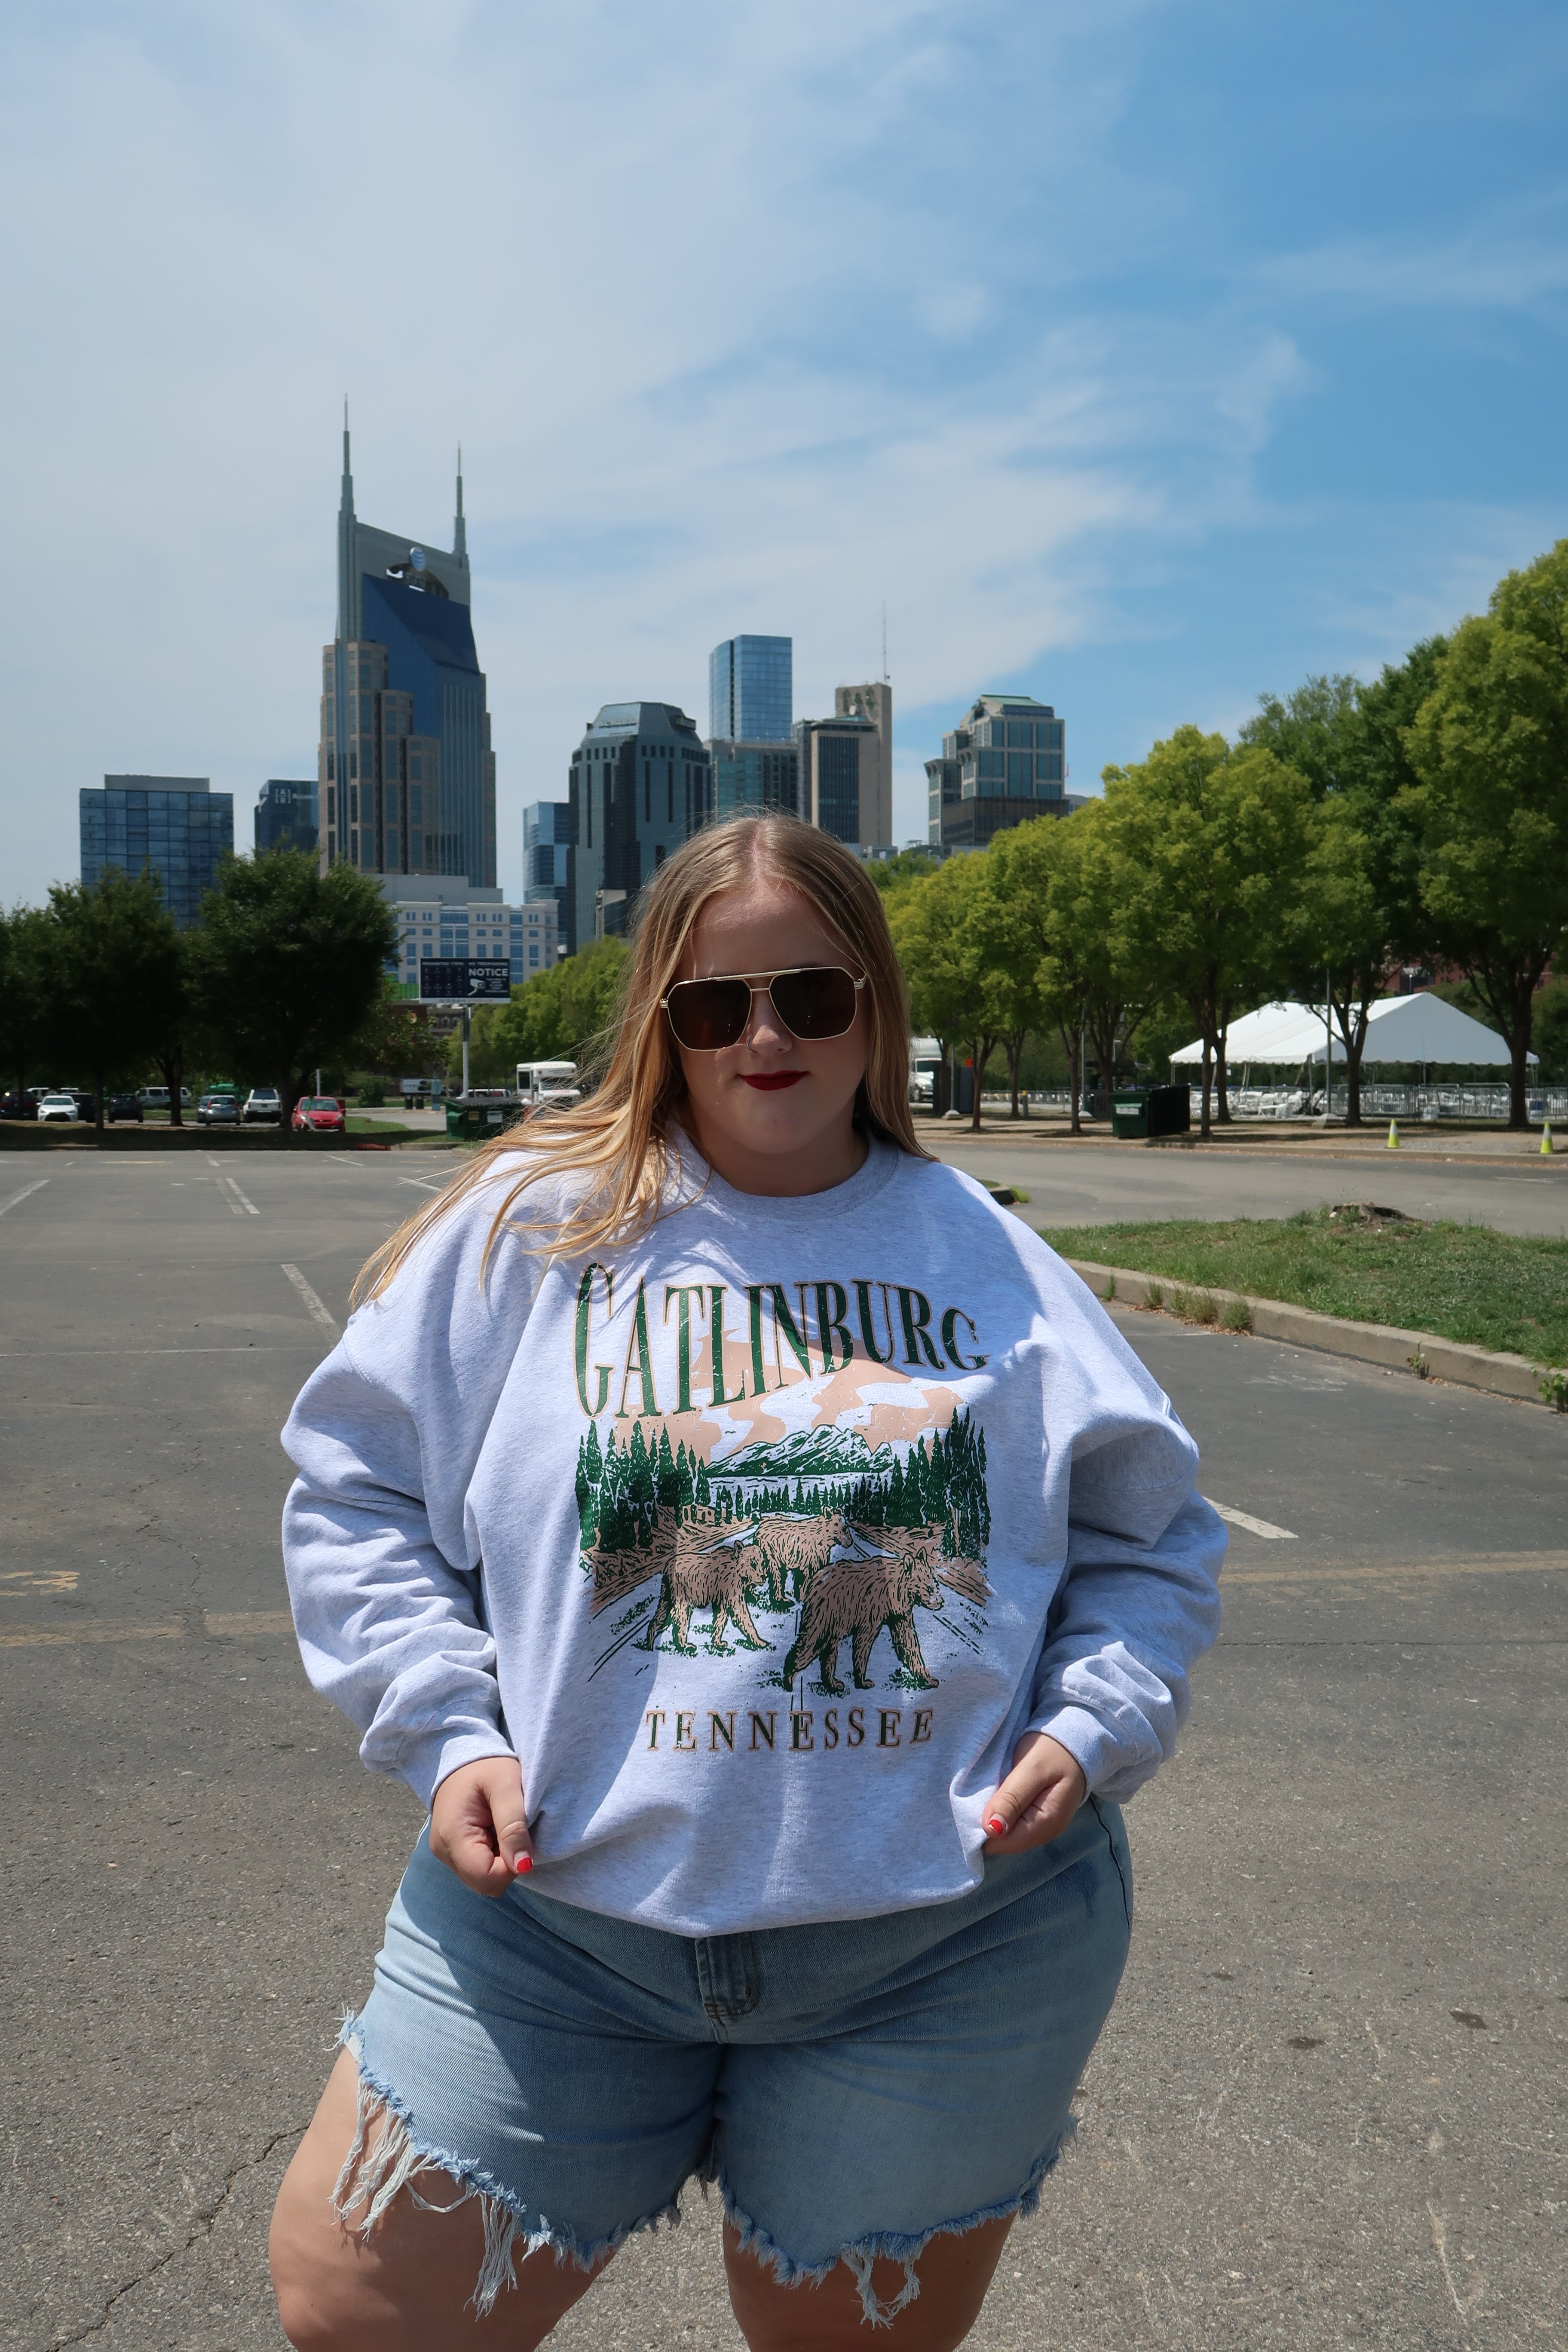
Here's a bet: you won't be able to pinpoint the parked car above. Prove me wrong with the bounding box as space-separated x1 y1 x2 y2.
243 1087 282 1124
37 1092 80 1124
105 1092 144 1123
136 1085 192 1110
196 1091 240 1126
0 1092 38 1120
291 1095 346 1133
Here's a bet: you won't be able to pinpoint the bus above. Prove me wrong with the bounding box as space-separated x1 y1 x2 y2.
515 1060 581 1115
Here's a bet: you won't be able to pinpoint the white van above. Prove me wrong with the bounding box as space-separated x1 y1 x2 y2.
136 1085 192 1109
515 1060 581 1115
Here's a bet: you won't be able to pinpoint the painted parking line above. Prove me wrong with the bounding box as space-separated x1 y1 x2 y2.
281 1263 339 1333
398 1174 445 1193
1206 1499 1297 1540
0 1177 49 1219
225 1174 261 1216
0 1608 294 1651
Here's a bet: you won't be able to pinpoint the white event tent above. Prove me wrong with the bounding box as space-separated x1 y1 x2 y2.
1170 994 1531 1070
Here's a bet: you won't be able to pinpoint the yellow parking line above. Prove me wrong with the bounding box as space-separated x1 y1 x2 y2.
0 1608 294 1649
1225 1552 1567 1588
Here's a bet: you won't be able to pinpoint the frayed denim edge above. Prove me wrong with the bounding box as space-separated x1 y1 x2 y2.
718 2113 1077 2330
332 2015 684 2319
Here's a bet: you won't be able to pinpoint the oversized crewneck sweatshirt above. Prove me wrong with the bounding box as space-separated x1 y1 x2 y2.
280 1136 1224 1935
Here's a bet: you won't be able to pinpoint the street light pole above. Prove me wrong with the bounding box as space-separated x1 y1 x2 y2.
461 1003 472 1100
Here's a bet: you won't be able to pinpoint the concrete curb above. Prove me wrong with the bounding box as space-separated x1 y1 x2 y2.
1063 1257 1554 1408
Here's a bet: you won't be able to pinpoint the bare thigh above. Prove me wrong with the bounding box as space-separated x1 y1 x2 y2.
723 2214 1014 2352
268 2049 610 2352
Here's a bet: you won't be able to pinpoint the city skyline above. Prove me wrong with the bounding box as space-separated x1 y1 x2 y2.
5 4 1565 907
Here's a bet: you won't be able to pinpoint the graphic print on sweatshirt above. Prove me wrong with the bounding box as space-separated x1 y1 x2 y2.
571 1264 995 1697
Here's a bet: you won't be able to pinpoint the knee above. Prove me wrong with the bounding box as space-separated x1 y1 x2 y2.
268 2169 351 2352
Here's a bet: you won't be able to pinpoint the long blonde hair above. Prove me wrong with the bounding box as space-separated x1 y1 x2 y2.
354 815 930 1305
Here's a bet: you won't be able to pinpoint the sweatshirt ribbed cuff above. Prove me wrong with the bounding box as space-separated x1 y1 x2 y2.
1026 1703 1123 1796
399 1730 519 1813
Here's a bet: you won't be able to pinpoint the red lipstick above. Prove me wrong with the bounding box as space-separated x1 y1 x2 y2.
742 1072 806 1090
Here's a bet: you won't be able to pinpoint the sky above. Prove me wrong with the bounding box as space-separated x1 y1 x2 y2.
3 0 1566 905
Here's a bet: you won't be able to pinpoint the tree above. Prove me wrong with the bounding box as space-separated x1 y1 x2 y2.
0 906 54 1103
1106 728 1324 1138
190 849 396 1115
457 938 630 1090
888 855 1014 1129
1406 540 1568 1128
961 839 1049 1118
352 983 439 1084
1240 657 1434 1124
41 871 186 1138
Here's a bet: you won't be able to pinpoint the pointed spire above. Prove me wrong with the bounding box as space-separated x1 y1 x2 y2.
340 398 354 518
453 442 467 567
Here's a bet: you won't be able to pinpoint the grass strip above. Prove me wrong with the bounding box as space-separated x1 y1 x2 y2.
1039 1207 1568 1366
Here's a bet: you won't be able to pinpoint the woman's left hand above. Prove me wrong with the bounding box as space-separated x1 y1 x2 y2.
981 1731 1088 1855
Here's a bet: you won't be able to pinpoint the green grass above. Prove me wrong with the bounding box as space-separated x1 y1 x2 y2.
1039 1209 1568 1366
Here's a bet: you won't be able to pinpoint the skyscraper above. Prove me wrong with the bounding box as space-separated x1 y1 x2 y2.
793 713 882 849
318 416 497 888
708 636 792 744
80 776 233 928
523 801 570 930
254 779 318 856
833 681 894 848
925 693 1066 850
567 703 710 954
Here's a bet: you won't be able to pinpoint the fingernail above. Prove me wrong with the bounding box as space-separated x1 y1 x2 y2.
984 1816 1007 1835
514 1853 533 1874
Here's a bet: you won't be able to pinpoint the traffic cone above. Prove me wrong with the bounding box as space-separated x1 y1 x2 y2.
1387 1119 1399 1148
1544 1121 1554 1156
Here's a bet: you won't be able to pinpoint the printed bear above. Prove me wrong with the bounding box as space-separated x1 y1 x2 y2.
634 1513 772 1657
782 1535 946 1694
749 1512 848 1611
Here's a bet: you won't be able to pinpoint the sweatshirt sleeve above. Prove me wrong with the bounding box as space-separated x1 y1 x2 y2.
282 1342 515 1808
279 1163 544 1808
1027 1408 1225 1802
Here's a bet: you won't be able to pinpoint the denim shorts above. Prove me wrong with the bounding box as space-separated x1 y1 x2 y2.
336 1798 1133 2325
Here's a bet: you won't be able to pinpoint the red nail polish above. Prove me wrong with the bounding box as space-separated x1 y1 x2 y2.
515 1854 533 1874
985 1816 1007 1836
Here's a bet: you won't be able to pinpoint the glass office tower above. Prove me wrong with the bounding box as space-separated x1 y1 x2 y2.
80 777 234 928
925 694 1067 850
708 636 792 744
523 800 570 929
254 779 318 855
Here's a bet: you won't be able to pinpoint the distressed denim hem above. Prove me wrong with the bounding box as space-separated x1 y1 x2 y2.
333 2015 685 2318
717 2116 1076 2328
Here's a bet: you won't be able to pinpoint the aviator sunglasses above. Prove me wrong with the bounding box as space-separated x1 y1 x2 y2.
662 965 866 1052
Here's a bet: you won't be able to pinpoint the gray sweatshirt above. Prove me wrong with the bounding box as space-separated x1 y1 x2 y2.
281 1137 1224 1935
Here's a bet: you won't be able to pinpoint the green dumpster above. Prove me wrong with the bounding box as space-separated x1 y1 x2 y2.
1111 1090 1149 1139
446 1095 515 1142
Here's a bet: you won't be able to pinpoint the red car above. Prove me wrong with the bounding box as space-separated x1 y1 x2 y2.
292 1095 346 1133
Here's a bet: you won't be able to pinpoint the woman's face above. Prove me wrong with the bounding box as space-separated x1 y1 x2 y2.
670 879 870 1197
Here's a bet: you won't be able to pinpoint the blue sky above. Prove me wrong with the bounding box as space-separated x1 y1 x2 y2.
3 0 1565 902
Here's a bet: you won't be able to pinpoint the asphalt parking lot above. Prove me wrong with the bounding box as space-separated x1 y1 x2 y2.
3 1151 1564 2352
931 1130 1568 1240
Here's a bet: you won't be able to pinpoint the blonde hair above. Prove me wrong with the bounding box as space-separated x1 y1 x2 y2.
353 815 930 1305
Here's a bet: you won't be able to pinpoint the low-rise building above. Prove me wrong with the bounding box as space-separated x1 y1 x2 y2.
255 778 318 856
381 879 557 997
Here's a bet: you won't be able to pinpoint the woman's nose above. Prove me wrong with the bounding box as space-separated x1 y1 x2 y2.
743 984 791 1051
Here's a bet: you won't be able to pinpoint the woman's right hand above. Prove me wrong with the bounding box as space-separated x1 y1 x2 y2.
429 1755 533 1895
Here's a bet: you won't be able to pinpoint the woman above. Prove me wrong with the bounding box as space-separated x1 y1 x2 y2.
269 815 1223 2351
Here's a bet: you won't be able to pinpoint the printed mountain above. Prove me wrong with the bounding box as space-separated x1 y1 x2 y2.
714 1426 897 1482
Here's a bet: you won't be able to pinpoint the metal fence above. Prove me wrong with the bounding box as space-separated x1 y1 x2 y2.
1194 1083 1568 1124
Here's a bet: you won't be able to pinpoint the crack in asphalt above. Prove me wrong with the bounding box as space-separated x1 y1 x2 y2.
47 2124 306 2349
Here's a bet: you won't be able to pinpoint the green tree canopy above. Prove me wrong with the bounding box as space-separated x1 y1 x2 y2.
0 905 54 1103
1106 727 1328 1136
1240 657 1434 1124
40 870 186 1135
190 848 396 1112
456 938 630 1090
888 854 1017 1129
1406 539 1568 1127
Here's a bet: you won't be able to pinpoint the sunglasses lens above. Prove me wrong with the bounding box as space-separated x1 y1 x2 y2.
770 967 858 1039
666 978 750 1050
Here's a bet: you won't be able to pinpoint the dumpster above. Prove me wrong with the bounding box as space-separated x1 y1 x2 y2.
446 1093 516 1142
1146 1082 1191 1137
1111 1084 1190 1140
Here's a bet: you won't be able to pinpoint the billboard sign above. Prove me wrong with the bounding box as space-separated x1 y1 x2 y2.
419 958 512 1003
